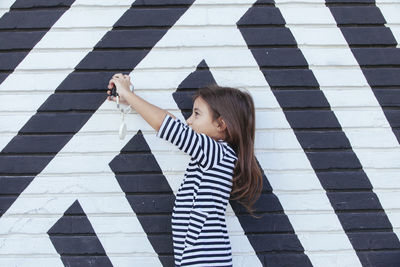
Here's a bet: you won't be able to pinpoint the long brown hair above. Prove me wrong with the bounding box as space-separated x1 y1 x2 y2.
193 84 263 217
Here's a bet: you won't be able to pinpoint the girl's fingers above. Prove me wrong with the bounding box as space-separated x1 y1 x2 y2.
112 73 129 82
107 74 131 100
106 90 116 102
109 79 120 89
113 73 123 79
108 79 115 89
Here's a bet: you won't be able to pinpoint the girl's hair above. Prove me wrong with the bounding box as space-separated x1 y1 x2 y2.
193 84 263 217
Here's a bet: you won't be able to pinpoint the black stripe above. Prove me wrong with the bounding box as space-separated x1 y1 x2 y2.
203 136 211 168
208 138 216 168
215 144 221 165
239 2 400 266
188 130 197 156
165 119 174 141
111 131 177 266
176 125 185 150
170 121 180 144
192 145 202 162
326 2 400 263
47 200 112 266
327 2 400 144
0 0 75 85
160 116 171 139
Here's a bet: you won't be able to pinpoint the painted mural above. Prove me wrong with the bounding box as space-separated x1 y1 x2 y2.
0 0 400 266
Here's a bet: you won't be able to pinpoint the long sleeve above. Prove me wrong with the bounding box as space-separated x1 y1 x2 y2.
156 113 223 170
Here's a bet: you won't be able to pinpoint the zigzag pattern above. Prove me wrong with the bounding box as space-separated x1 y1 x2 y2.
0 0 399 266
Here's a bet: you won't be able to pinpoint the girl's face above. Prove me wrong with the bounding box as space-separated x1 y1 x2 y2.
186 97 226 141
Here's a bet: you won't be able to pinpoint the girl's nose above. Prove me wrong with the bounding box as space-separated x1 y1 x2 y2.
186 115 193 125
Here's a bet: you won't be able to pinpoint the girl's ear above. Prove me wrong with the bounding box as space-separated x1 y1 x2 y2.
216 117 227 132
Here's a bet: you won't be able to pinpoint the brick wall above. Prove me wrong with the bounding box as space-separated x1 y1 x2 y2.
0 0 400 266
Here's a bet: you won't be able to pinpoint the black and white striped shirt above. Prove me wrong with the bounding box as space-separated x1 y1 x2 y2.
156 114 238 267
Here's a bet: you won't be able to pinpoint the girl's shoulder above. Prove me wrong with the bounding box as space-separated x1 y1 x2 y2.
216 140 238 161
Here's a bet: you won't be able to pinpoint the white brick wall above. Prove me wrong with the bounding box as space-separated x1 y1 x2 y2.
1 0 400 266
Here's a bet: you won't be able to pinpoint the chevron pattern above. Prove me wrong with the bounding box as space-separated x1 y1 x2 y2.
0 0 400 266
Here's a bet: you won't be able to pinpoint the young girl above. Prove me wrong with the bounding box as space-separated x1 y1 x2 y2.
107 73 262 267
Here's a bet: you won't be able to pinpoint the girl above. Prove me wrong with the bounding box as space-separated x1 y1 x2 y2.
107 73 262 266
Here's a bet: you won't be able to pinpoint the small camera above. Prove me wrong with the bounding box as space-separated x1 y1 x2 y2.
110 85 118 97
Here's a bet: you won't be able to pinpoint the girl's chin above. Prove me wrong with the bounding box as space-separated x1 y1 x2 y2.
191 128 203 135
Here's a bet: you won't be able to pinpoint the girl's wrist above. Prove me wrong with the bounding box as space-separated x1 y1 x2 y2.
122 90 136 105
125 90 135 98
118 84 133 98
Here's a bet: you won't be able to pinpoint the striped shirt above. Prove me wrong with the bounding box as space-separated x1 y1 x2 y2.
156 114 238 267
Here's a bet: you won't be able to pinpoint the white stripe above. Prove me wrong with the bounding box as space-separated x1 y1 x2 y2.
0 0 133 152
376 0 400 48
0 0 16 19
275 0 400 242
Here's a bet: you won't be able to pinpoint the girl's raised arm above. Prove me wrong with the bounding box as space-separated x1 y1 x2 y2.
107 73 175 132
107 73 235 170
123 92 176 132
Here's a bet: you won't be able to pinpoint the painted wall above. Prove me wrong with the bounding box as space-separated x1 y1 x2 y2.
0 0 400 266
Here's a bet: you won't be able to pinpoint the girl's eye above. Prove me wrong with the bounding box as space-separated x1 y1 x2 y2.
194 112 199 116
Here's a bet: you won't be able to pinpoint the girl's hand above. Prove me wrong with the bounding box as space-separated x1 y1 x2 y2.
106 73 133 105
